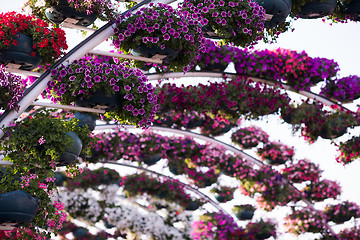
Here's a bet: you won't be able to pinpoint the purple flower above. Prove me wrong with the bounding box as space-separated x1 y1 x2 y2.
133 109 139 116
85 76 91 82
69 76 76 81
110 78 116 85
163 34 170 40
87 81 94 88
51 69 58 76
60 70 67 77
94 75 101 82
113 85 119 91
124 85 131 91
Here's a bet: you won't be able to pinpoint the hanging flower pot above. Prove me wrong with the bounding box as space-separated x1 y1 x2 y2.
57 131 83 166
180 0 266 47
257 141 294 165
233 205 255 220
0 12 68 69
319 118 347 139
0 190 39 230
45 0 97 26
231 126 269 149
246 219 277 239
185 200 200 211
23 0 119 27
141 154 162 166
47 56 158 129
74 90 123 111
320 76 360 103
0 33 42 71
294 0 337 18
112 3 204 72
200 116 233 137
256 0 292 28
284 208 328 235
210 185 236 203
341 0 360 21
324 201 360 224
74 112 98 131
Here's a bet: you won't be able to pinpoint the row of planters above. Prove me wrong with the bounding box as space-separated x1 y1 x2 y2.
0 109 93 238
284 201 360 236
187 41 360 104
54 167 195 239
88 128 345 213
153 110 237 137
192 212 277 240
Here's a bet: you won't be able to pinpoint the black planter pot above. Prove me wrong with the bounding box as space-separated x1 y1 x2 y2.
240 141 259 149
57 131 83 166
0 190 39 230
319 120 347 139
342 0 360 21
75 90 123 111
298 0 337 18
74 112 97 131
265 157 287 165
187 119 206 129
132 44 179 64
54 173 66 186
45 0 97 26
0 33 42 71
200 62 229 72
254 232 272 240
235 210 254 220
185 201 199 211
72 228 89 238
256 0 292 28
142 154 161 166
214 194 226 203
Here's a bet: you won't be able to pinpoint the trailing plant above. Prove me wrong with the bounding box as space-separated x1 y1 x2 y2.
0 65 25 111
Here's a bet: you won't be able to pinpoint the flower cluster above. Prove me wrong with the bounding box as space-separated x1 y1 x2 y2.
113 3 205 72
324 201 360 224
234 47 339 91
210 185 236 203
46 56 159 129
339 226 360 239
320 75 360 103
180 0 266 47
302 179 342 202
336 136 360 165
231 125 269 149
191 212 248 239
239 165 302 211
200 115 233 137
195 39 236 71
121 173 204 208
0 65 24 111
0 12 68 65
280 159 322 183
65 167 121 191
23 0 120 23
256 141 294 165
162 110 206 130
284 207 328 235
185 167 219 188
246 218 277 239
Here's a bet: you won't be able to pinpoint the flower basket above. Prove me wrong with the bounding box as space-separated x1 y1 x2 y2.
74 112 97 132
210 185 236 203
336 136 360 165
303 179 341 202
112 3 204 72
44 0 97 26
324 201 360 224
0 12 68 70
257 141 294 165
320 76 360 103
200 116 233 137
141 154 162 166
166 110 206 129
292 0 337 18
246 219 277 240
232 204 256 220
180 0 266 47
280 159 322 183
231 126 269 149
47 57 158 129
23 0 118 26
0 190 39 230
196 39 234 72
185 167 219 188
0 66 24 111
284 208 328 235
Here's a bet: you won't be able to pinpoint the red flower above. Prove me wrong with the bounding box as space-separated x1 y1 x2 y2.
4 40 10 45
12 40 18 46
30 52 36 57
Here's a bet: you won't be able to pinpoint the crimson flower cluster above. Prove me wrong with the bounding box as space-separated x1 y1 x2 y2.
0 12 68 65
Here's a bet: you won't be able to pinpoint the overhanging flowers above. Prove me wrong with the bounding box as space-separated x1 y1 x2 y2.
46 57 159 129
0 65 25 111
280 159 322 183
324 201 360 224
112 3 205 72
231 125 269 149
302 179 342 202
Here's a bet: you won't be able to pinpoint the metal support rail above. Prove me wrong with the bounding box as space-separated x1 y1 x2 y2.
95 124 340 239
